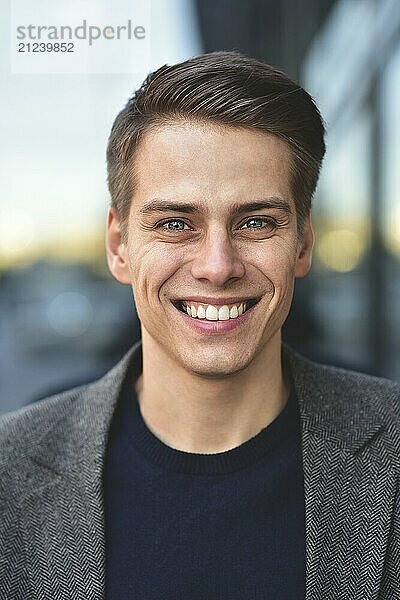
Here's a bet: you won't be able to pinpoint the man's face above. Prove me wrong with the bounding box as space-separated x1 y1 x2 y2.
107 122 313 378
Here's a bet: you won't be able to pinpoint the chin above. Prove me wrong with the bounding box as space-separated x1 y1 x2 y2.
183 354 253 380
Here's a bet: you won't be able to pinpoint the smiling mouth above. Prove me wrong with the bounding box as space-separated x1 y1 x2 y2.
172 298 261 321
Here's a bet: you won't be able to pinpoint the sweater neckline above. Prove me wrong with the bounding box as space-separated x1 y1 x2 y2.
117 343 300 476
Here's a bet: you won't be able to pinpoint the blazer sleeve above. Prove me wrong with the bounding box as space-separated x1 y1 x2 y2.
0 500 31 599
379 474 400 599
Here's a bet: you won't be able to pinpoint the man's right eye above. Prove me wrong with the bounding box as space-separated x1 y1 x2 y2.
158 219 190 231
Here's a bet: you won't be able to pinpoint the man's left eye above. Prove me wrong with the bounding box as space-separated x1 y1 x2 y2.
240 217 277 229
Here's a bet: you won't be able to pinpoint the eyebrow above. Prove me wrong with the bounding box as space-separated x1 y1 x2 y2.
139 197 292 216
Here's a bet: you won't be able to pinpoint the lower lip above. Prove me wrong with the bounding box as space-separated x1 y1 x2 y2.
172 302 259 334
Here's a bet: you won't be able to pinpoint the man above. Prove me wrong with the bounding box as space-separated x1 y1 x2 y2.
0 51 399 599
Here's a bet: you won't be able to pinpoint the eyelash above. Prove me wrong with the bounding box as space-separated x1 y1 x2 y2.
157 217 279 233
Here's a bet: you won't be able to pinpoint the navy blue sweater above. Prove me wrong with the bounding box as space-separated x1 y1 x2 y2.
104 351 305 599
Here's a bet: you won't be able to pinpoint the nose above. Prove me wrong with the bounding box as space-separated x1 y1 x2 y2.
190 228 245 286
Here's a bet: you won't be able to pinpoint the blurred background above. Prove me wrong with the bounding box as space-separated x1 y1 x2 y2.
1 0 399 414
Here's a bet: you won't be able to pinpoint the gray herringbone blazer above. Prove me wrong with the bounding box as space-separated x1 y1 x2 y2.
1 341 399 599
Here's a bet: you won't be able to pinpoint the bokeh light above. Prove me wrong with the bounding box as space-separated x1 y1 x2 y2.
316 228 368 272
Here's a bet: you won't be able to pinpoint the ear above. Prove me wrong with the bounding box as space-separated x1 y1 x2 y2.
105 207 132 284
294 214 314 278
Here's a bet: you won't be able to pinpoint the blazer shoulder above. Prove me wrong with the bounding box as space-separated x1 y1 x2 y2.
313 355 399 388
312 357 400 402
284 344 400 455
285 344 400 400
0 347 136 500
0 382 92 480
0 345 137 460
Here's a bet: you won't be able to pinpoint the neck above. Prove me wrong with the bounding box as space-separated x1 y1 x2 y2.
134 329 289 454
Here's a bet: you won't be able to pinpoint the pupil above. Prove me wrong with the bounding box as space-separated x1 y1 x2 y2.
169 221 183 230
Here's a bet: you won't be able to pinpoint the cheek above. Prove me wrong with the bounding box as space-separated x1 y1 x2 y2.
127 241 184 301
253 238 298 285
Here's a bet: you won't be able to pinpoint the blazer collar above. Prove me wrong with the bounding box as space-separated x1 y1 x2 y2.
30 339 385 480
30 341 139 479
282 343 385 453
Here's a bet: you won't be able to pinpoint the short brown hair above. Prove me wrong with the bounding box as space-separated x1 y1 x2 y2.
107 51 326 239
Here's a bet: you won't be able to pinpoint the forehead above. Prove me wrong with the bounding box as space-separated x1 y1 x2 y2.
132 121 294 212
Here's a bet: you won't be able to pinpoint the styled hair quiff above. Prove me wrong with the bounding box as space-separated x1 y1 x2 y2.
107 51 326 239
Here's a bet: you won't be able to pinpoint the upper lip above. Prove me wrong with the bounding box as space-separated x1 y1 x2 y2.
173 296 260 305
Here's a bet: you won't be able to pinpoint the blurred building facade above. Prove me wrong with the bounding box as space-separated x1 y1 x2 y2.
301 0 400 379
1 0 399 414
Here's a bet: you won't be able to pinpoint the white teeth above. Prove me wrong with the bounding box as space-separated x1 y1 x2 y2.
180 301 252 321
205 305 218 320
218 306 230 320
230 305 238 318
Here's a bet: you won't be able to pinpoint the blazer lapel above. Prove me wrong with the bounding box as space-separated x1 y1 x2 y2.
284 345 397 600
19 344 138 599
301 429 396 599
20 461 106 598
